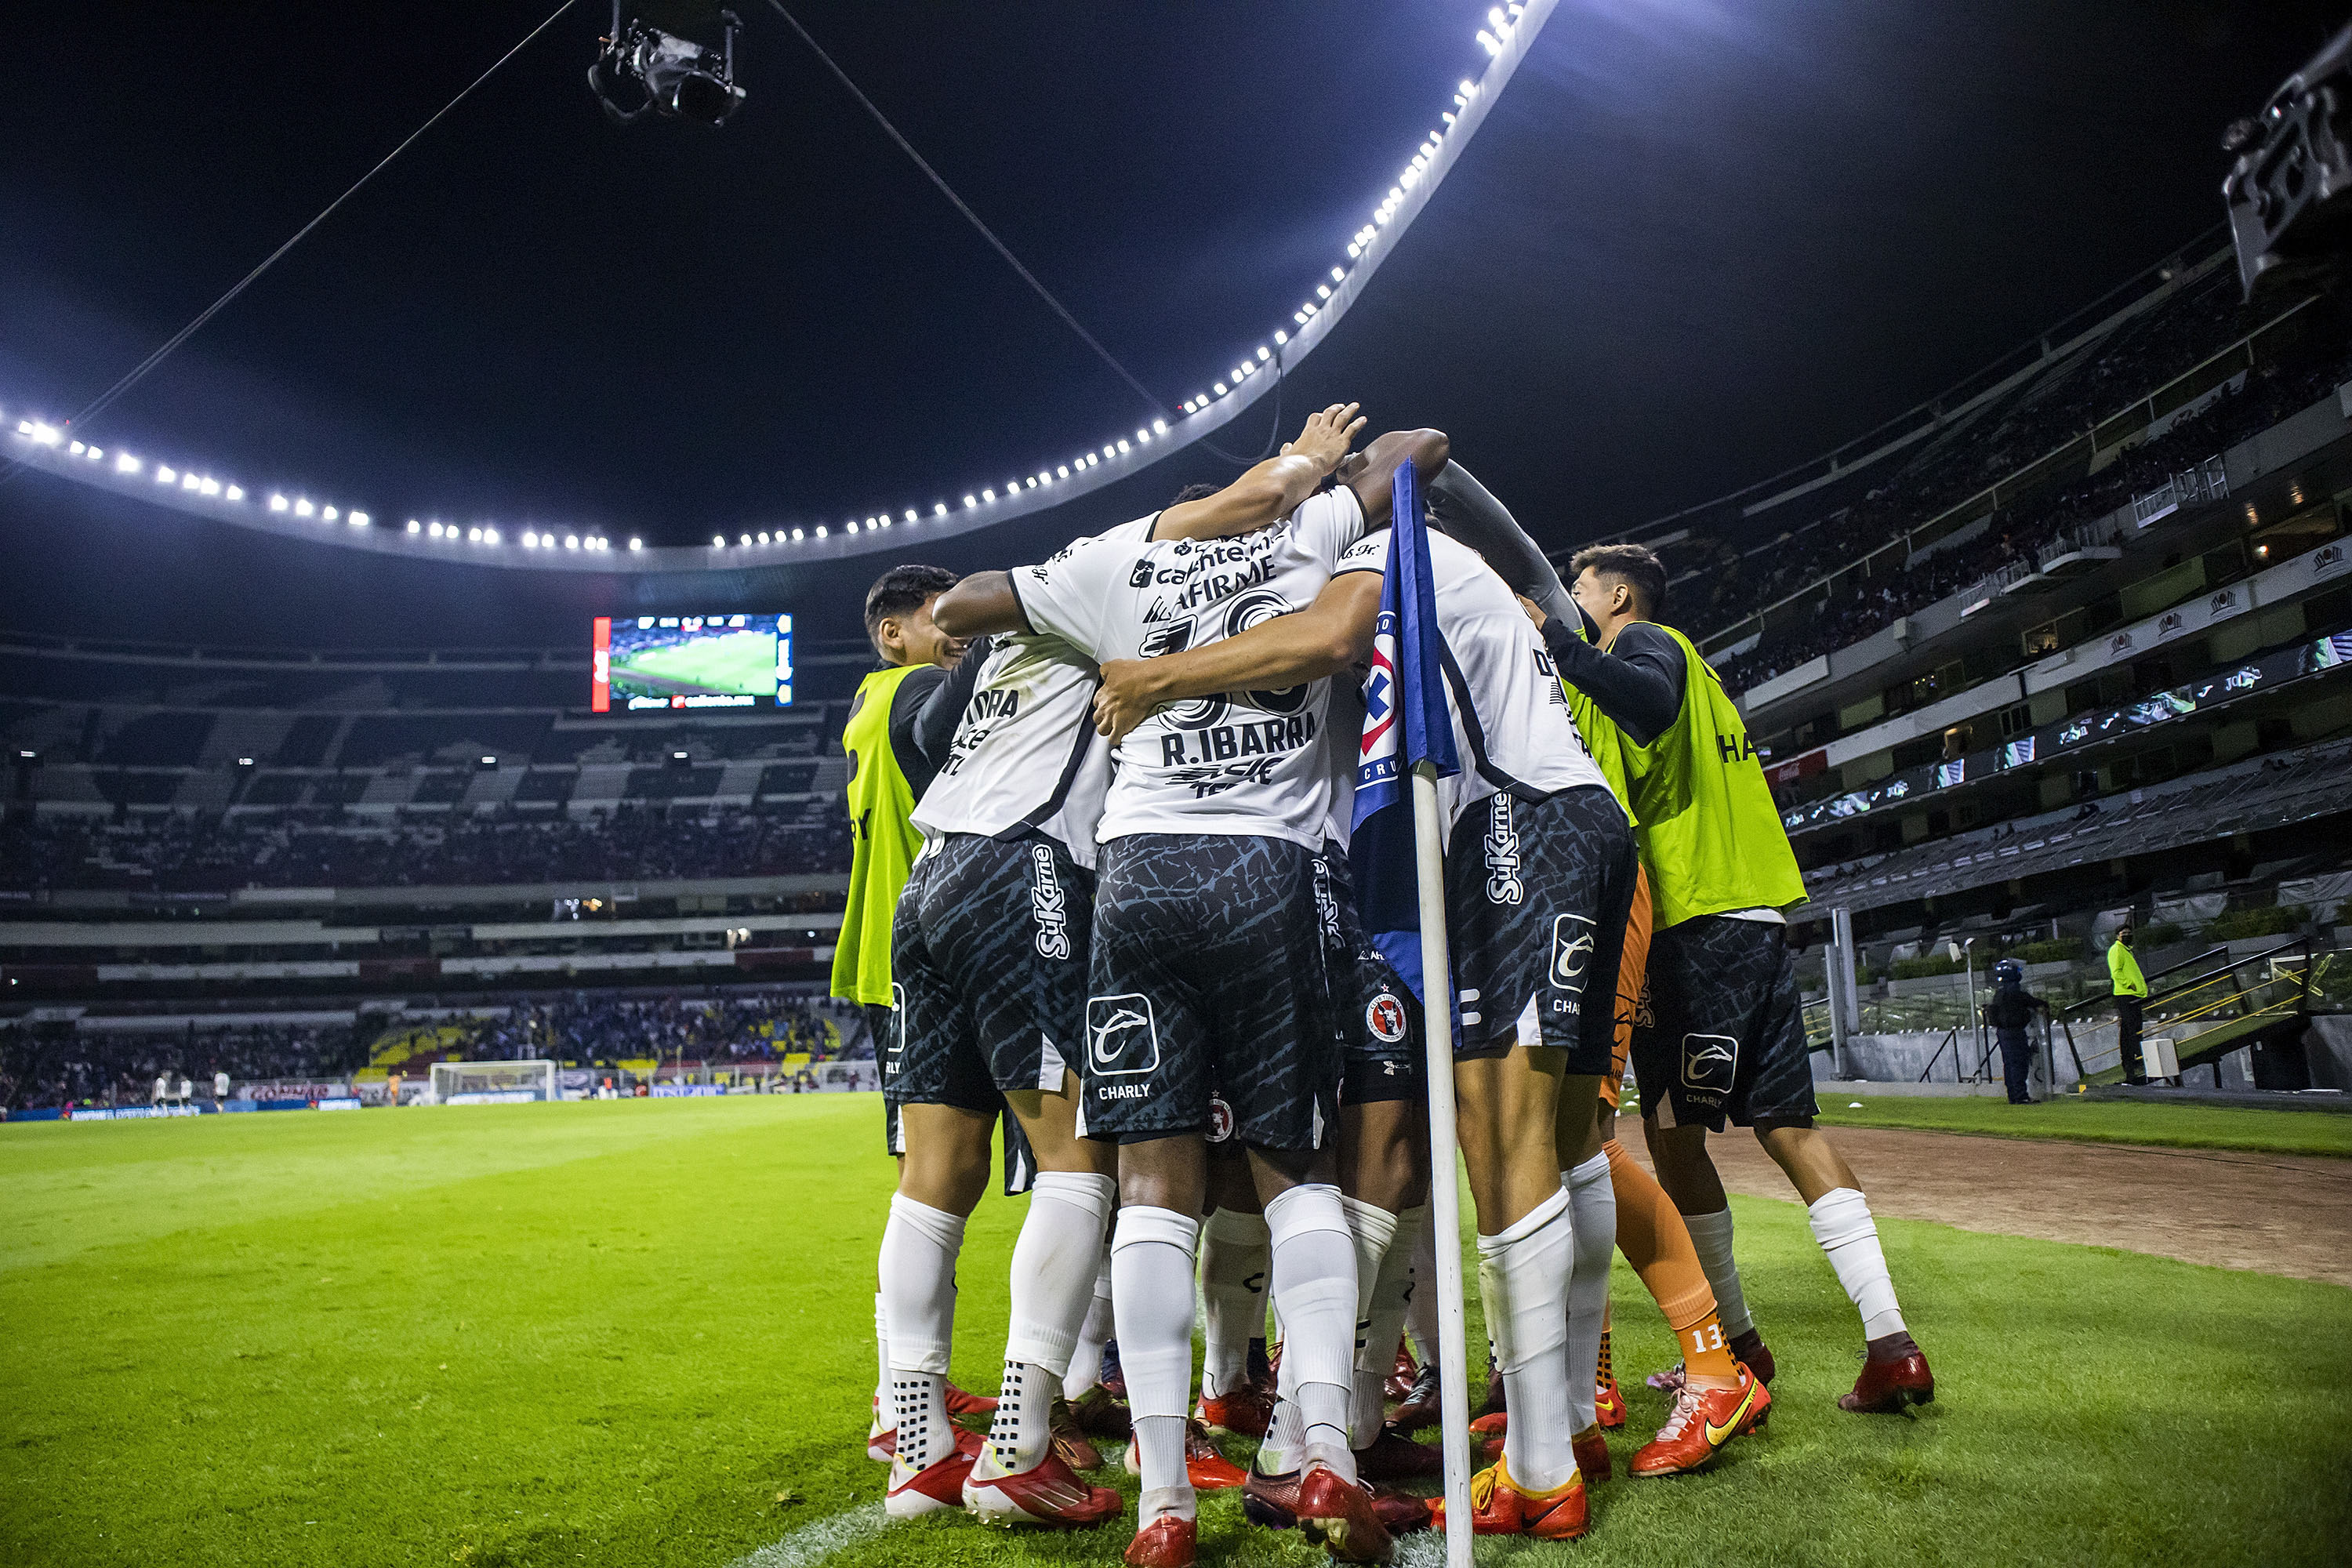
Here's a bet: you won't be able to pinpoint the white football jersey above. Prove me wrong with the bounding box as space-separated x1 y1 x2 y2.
1333 527 1617 847
910 516 1153 868
1012 485 1367 848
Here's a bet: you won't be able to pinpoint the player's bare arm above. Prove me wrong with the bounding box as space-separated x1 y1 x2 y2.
1091 570 1382 742
1338 426 1450 527
1153 402 1365 539
929 571 1025 639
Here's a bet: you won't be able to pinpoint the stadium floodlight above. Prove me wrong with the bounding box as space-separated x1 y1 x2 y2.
67 440 82 454
1215 380 1229 394
902 509 915 523
158 466 177 484
321 503 337 518
352 511 369 527
963 494 977 508
480 754 497 768
757 530 770 543
408 520 422 533
1152 418 1169 434
981 487 994 502
561 535 576 548
814 524 827 538
1116 438 1130 454
429 522 444 538
712 534 724 547
467 527 481 542
181 473 199 491
114 453 139 474
294 499 314 517
199 477 220 495
932 503 946 517
790 527 804 539
227 485 245 501
481 526 494 542
630 536 642 550
27 421 59 445
85 447 102 460
236 756 255 768
846 520 858 533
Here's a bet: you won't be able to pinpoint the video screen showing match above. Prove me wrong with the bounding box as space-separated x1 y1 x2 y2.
592 613 793 712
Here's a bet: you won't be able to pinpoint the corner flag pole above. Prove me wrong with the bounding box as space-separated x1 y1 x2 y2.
1410 757 1474 1563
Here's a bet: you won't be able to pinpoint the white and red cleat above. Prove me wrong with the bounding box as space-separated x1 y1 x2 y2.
884 1427 984 1519
964 1443 1122 1528
866 1397 895 1465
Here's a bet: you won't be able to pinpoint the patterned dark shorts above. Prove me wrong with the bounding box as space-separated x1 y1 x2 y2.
1080 833 1337 1150
1631 913 1818 1131
1443 785 1637 1074
1312 849 1423 1106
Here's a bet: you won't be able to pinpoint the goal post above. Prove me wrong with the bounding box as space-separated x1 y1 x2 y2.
429 1059 557 1105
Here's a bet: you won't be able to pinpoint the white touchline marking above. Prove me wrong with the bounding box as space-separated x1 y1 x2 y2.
723 1503 885 1568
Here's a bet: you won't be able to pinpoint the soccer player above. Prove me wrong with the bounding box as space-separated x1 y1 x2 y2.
936 425 1447 1566
1091 473 1638 1541
1541 542 1935 1417
875 405 1368 1529
835 565 991 1464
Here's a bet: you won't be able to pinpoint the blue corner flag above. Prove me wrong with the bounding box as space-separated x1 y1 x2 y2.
1348 462 1459 1001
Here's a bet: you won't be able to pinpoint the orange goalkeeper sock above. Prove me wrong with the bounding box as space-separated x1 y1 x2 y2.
1606 1138 1742 1392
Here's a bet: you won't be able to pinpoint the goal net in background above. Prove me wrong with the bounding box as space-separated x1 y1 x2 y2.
430 1059 556 1105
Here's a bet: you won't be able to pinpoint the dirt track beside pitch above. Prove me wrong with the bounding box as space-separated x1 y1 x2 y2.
1626 1126 2352 1288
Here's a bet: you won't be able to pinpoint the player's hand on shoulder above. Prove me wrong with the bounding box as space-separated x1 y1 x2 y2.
1516 593 1548 629
1093 659 1164 744
1281 402 1367 475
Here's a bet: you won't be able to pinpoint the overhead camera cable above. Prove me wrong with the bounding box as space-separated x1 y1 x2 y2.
1 0 581 488
760 0 1164 419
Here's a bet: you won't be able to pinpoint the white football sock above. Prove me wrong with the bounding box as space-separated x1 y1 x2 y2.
873 1288 891 1425
1405 1208 1439 1371
994 1171 1116 1470
1682 1207 1755 1338
1112 1206 1201 1520
1198 1207 1272 1398
1475 1185 1577 1494
1352 1203 1422 1444
1808 1187 1907 1340
1563 1152 1615 1433
880 1193 967 1469
1265 1182 1359 1480
1064 1241 1116 1400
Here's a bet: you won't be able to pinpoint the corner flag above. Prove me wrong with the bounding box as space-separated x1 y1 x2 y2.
1353 461 1475 1563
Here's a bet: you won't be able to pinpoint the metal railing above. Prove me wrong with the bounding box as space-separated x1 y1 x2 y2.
2057 937 2314 1081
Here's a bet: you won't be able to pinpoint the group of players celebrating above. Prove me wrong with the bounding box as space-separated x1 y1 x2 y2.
829 405 1936 1566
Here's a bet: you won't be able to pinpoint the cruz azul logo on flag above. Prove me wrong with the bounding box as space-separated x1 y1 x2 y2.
1356 610 1402 800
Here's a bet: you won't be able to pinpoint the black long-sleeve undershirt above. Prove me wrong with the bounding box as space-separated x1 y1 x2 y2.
1541 612 1686 747
906 636 994 775
884 664 951 799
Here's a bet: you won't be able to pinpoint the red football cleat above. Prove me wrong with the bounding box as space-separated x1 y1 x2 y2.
1383 1345 1419 1402
1352 1426 1443 1483
1468 1410 1506 1440
1595 1328 1627 1428
1243 1466 1427 1535
1294 1462 1396 1563
1430 1454 1587 1540
1123 1512 1196 1567
1631 1364 1769 1477
964 1441 1123 1527
884 1427 985 1519
1123 1419 1247 1490
1840 1346 1934 1414
866 1396 895 1464
1574 1427 1611 1485
1196 1385 1273 1439
946 1381 1000 1417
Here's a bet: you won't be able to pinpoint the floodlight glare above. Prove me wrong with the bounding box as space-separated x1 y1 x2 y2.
115 454 140 474
294 499 314 517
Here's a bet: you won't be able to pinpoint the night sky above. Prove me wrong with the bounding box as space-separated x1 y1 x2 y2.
0 0 2339 647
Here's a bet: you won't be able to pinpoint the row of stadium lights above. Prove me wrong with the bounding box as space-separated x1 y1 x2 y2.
7 5 1523 559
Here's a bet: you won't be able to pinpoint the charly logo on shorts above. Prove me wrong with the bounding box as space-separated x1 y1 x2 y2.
1680 1033 1737 1095
1483 794 1523 905
1550 914 1595 989
884 983 907 1074
1087 993 1161 1078
1366 990 1409 1044
1207 1093 1236 1143
1029 843 1071 960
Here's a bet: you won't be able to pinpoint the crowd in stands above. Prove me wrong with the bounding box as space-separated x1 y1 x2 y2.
1704 342 2352 695
0 804 851 894
0 992 870 1109
443 990 869 1065
0 1019 365 1112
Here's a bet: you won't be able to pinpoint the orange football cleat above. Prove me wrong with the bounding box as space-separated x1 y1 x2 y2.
1431 1454 1588 1540
1573 1426 1611 1485
1195 1386 1273 1439
1631 1364 1769 1477
1123 1419 1247 1490
1595 1329 1627 1428
1123 1512 1196 1567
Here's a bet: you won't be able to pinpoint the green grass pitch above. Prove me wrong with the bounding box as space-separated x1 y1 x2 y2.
5 1095 2348 1567
615 630 777 698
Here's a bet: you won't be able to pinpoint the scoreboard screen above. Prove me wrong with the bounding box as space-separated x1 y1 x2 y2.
592 613 793 712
